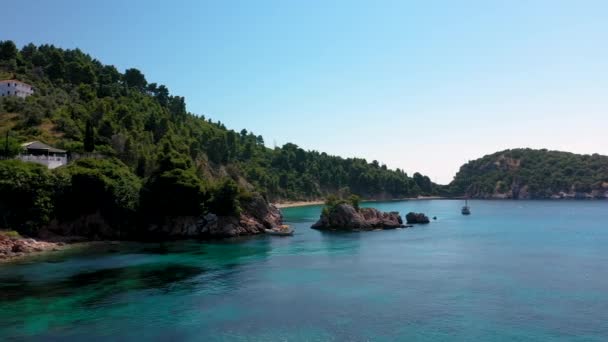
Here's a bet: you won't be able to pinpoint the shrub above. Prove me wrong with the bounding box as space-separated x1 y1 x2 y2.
55 158 141 225
0 160 57 234
140 168 207 218
207 178 241 216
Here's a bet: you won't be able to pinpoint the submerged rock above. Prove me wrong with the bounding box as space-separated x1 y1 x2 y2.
311 203 406 230
405 212 430 224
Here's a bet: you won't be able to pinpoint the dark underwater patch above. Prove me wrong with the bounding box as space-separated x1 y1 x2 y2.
0 263 205 303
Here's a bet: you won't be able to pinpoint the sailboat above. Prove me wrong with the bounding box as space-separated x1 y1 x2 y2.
461 199 471 215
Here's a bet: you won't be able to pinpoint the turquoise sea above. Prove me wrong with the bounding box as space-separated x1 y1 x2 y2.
1 200 608 341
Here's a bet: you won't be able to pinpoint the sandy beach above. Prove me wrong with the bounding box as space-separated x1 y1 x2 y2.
273 200 325 208
274 196 450 209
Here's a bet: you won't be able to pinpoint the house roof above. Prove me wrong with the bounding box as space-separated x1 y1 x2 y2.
0 79 33 87
21 141 66 153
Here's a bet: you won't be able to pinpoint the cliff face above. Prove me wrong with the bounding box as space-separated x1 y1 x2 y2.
311 204 405 230
450 149 608 199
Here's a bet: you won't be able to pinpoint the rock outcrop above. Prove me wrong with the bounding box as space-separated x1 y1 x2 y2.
0 233 64 261
311 204 406 230
405 212 430 224
146 193 283 239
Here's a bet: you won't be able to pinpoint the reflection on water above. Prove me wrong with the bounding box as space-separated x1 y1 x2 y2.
318 229 362 256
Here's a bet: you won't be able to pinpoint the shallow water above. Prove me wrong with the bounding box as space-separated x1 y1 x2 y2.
1 200 608 341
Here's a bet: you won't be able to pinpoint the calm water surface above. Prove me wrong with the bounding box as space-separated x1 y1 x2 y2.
1 200 608 341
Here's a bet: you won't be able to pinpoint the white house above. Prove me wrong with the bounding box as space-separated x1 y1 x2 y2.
0 80 34 98
18 141 67 169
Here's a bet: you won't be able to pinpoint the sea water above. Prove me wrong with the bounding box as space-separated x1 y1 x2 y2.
1 200 607 341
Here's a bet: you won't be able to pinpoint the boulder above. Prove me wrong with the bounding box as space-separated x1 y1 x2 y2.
311 204 406 230
405 212 430 224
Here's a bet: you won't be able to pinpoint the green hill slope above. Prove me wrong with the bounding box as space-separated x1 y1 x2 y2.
449 148 608 199
0 40 435 202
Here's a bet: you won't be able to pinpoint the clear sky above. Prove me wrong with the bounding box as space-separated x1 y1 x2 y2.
3 0 607 183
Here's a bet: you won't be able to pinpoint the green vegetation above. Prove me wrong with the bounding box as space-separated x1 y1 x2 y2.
0 230 21 239
0 160 57 234
449 148 608 198
1 40 605 237
322 194 362 216
0 40 434 198
0 158 141 235
1 133 21 157
0 40 438 234
0 40 437 200
54 158 142 228
140 151 206 220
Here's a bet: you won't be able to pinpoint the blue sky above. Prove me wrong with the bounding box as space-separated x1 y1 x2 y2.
3 0 607 183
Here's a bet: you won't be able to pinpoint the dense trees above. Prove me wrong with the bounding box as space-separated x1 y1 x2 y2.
140 152 206 219
449 149 608 198
0 39 436 234
0 158 142 235
0 161 56 234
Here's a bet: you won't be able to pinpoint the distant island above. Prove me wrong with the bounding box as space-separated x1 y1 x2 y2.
448 149 608 199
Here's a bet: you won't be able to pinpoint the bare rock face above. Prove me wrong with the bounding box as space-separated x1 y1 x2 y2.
359 208 404 228
311 204 406 230
405 212 430 224
240 193 283 230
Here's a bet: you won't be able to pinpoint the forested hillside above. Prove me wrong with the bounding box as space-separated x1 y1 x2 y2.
0 40 435 202
449 149 608 199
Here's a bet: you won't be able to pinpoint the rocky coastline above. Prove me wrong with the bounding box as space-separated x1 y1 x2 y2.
146 193 283 239
1 194 284 261
0 232 100 263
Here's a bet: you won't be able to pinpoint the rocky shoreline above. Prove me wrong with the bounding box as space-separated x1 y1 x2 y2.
0 193 284 262
0 232 93 263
